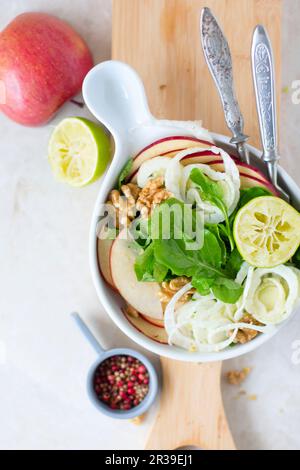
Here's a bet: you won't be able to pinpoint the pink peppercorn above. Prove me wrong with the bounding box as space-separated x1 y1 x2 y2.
93 355 149 411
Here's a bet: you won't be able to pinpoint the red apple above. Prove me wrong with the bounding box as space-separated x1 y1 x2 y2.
0 12 93 126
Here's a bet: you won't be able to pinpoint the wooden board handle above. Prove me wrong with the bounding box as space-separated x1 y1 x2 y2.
146 359 235 450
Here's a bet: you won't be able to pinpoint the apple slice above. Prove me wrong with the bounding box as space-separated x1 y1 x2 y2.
204 161 269 184
180 152 269 183
97 236 116 290
181 149 225 165
140 314 165 328
123 309 168 344
129 150 216 184
130 152 271 191
129 136 213 178
110 229 163 319
240 174 278 195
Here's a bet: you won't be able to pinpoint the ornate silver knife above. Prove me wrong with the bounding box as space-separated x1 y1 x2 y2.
200 7 250 164
251 25 289 200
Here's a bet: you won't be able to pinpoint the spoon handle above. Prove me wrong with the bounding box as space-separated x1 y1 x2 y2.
71 312 105 356
200 8 249 164
251 27 279 165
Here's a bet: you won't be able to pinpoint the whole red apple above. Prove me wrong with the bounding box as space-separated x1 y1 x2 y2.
0 12 93 126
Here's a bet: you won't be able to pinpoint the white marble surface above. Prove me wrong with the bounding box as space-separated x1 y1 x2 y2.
1 0 300 450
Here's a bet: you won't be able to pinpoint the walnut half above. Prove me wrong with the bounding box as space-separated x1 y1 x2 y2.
234 314 262 344
136 176 172 217
108 183 140 228
158 276 195 310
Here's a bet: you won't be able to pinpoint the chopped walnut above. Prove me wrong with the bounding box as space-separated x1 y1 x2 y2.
136 176 172 217
234 313 262 344
158 276 195 310
124 304 139 318
226 367 251 385
108 183 140 228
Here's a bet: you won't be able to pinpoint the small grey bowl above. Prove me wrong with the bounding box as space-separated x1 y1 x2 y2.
72 312 159 419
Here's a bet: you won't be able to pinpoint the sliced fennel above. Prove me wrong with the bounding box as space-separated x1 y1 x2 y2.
137 157 171 188
164 281 271 352
136 145 240 224
163 263 300 352
244 265 299 324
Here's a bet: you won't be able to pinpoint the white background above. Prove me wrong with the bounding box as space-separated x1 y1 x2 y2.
1 0 300 449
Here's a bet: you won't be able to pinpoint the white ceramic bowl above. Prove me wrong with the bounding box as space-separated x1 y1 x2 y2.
83 60 300 362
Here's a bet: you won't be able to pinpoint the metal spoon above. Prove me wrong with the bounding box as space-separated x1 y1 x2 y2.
251 25 289 201
200 7 250 164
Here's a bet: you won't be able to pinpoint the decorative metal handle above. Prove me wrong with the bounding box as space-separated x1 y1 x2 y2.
251 25 279 162
200 7 248 145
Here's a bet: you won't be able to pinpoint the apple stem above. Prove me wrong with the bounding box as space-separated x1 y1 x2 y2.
70 98 85 108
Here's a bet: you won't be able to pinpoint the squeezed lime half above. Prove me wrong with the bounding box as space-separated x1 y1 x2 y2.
48 117 110 187
233 196 300 267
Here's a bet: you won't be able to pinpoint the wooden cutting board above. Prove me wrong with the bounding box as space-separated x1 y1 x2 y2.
112 0 282 449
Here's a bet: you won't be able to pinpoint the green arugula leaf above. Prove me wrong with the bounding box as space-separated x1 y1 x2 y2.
153 262 169 283
238 186 272 208
117 158 133 189
190 168 234 250
189 167 224 204
133 196 244 303
206 223 227 265
211 278 243 304
134 243 169 282
293 246 300 269
150 197 199 242
130 217 151 248
153 228 223 279
134 244 154 281
225 248 244 278
191 276 214 296
229 186 272 226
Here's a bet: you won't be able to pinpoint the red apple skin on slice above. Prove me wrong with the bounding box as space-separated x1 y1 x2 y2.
123 309 168 344
240 174 278 195
129 136 213 178
130 151 274 193
205 161 269 184
97 237 116 290
180 154 269 183
140 314 165 328
110 229 163 319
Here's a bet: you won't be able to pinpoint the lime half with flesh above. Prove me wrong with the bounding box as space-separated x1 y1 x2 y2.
233 196 300 267
48 117 110 187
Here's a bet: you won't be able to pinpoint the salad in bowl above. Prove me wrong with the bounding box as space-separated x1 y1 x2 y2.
97 126 300 355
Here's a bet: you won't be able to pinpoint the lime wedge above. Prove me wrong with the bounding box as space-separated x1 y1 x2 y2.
233 196 300 267
48 117 110 187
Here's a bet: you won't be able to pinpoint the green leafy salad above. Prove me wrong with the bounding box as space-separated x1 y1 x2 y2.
103 134 300 353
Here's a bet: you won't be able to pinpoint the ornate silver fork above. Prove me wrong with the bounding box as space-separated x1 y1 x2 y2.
251 25 289 201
